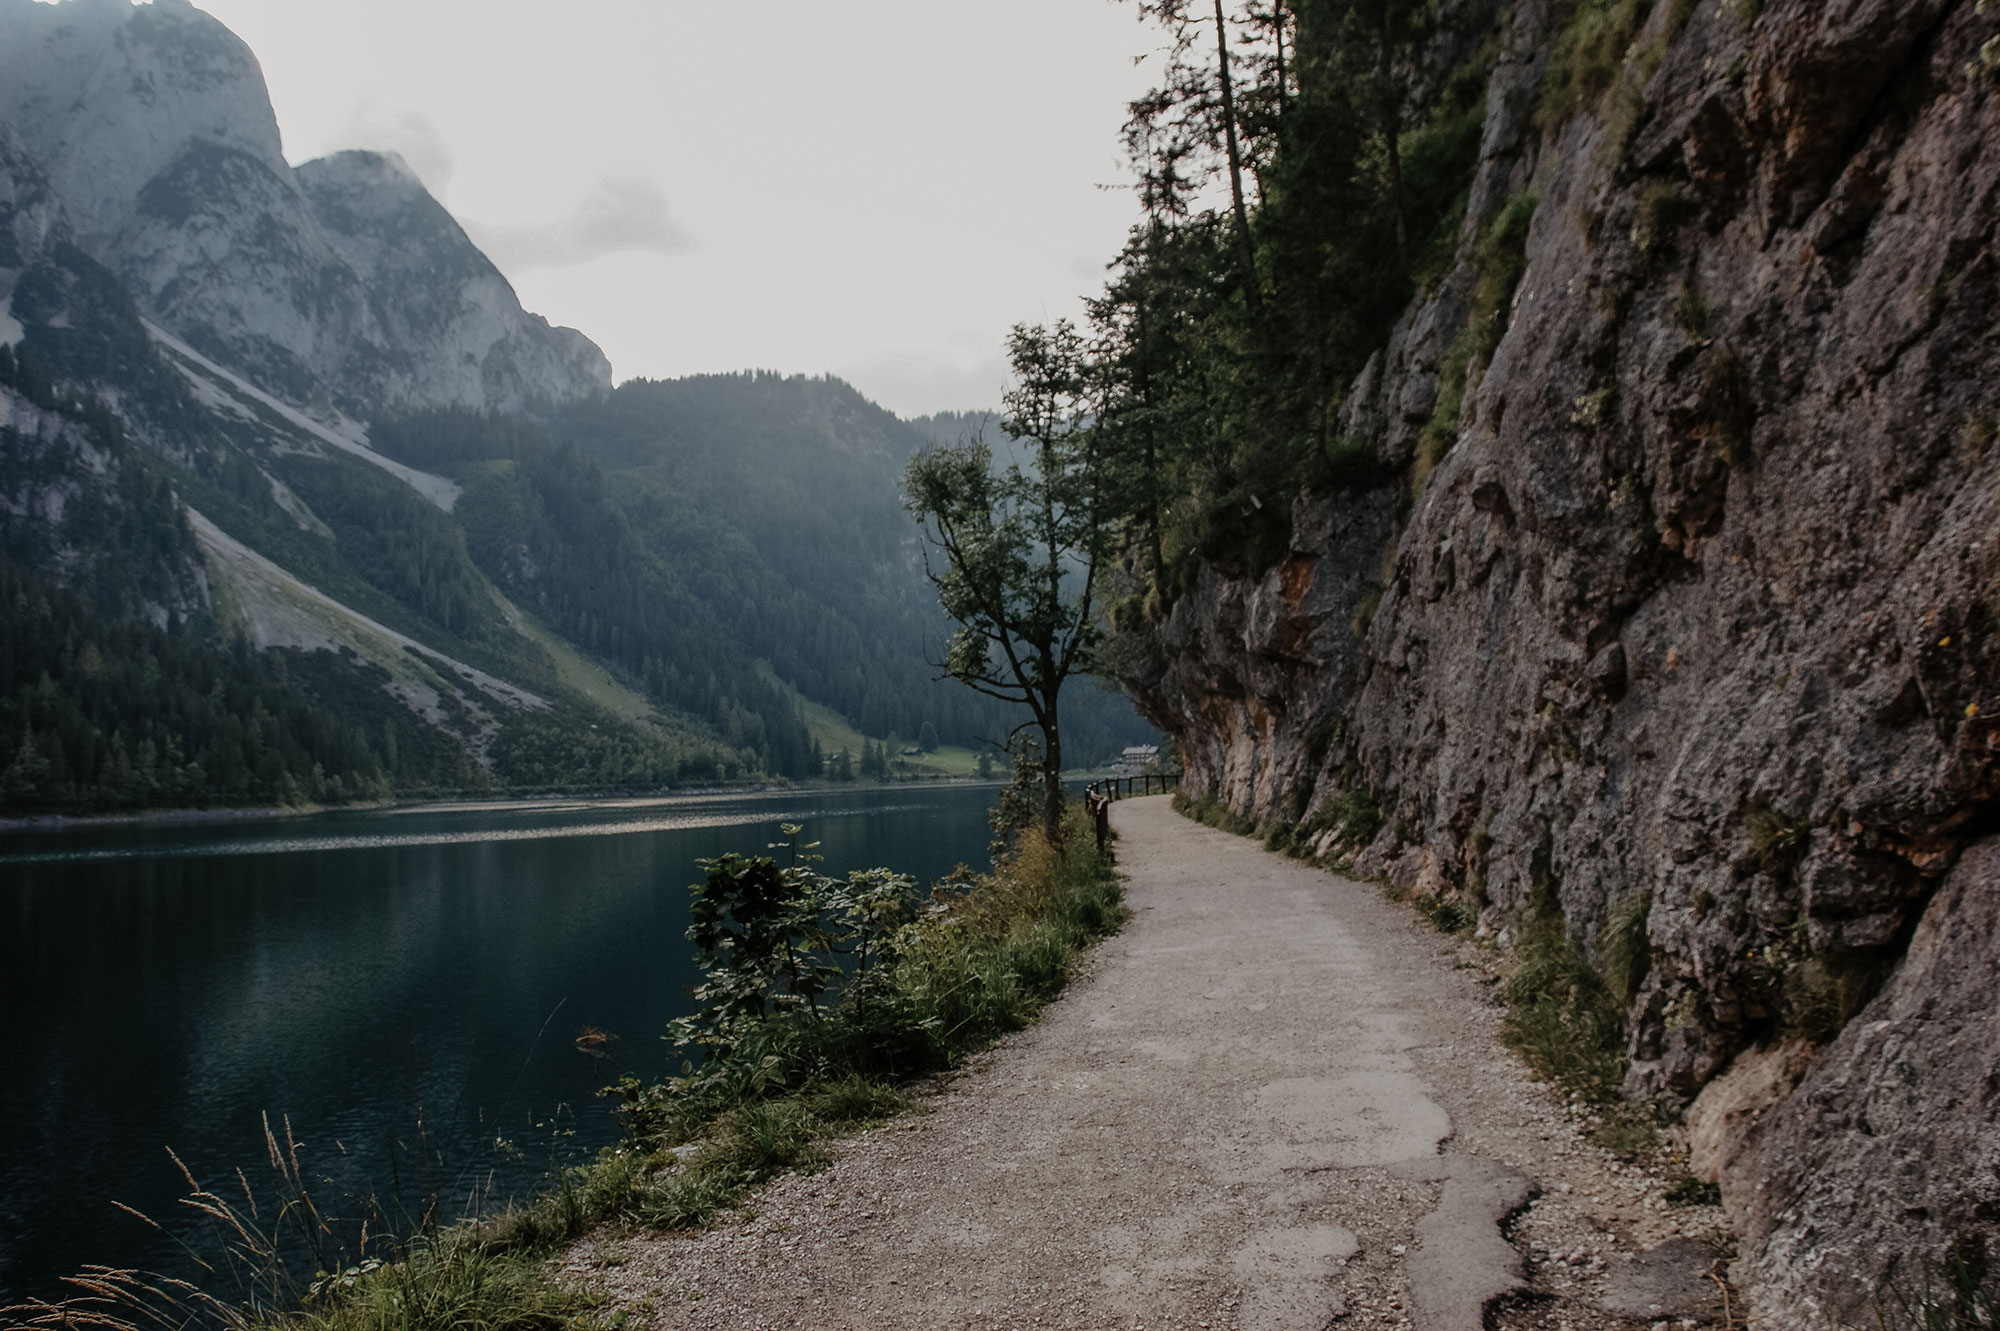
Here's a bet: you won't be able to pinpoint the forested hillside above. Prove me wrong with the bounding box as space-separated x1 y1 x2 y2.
373 377 1149 775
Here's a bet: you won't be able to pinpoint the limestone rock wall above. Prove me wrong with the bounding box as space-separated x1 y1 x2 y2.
1122 0 2000 1322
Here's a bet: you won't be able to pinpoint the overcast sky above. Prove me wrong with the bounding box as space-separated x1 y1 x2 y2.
182 0 1162 417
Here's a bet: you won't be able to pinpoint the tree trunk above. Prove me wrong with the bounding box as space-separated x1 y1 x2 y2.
1041 702 1064 848
1272 0 1289 118
1212 0 1261 311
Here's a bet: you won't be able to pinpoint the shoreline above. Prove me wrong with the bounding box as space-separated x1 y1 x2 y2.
0 775 1024 835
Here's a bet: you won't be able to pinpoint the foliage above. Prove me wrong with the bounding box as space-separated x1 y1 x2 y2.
1664 1175 1723 1207
0 555 415 812
618 803 1122 1175
1317 783 1385 850
274 455 502 645
1631 178 1693 260
904 323 1110 842
666 828 911 1064
1413 893 1475 934
446 435 815 777
1747 805 1812 876
1172 789 1257 836
988 738 1050 858
379 390 1155 778
1415 192 1538 493
1087 0 1494 604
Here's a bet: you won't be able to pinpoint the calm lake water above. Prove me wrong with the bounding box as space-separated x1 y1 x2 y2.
0 784 998 1305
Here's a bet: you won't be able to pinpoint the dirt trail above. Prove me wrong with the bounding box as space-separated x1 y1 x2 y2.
577 797 1732 1330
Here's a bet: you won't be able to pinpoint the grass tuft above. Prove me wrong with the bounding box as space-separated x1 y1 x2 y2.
1414 193 1538 497
1601 890 1653 1005
1414 894 1476 934
1501 915 1629 1102
1665 1175 1723 1208
1538 0 1649 127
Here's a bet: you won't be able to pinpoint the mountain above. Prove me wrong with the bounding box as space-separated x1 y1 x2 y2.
0 0 608 414
0 0 1152 815
369 377 1150 772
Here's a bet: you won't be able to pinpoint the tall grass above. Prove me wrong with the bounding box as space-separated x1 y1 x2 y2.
1501 915 1629 1102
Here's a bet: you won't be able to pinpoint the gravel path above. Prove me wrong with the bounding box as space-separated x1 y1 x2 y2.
569 797 1735 1331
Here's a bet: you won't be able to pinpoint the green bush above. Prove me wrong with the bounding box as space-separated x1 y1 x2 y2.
619 806 1123 1159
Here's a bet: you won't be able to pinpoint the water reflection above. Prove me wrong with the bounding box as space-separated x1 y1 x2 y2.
0 784 995 1304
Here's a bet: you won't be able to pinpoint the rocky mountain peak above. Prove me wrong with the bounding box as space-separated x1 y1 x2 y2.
0 0 282 244
0 0 610 415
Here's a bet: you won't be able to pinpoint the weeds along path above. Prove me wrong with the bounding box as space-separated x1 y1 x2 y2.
574 797 1727 1330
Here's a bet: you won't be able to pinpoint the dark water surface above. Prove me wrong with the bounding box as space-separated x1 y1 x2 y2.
0 784 997 1304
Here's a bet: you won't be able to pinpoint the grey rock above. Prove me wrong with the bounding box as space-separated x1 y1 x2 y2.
1598 1238 1725 1321
1117 0 2000 1323
1736 837 2000 1328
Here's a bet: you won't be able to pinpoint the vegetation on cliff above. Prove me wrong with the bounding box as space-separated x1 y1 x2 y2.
1083 0 1495 593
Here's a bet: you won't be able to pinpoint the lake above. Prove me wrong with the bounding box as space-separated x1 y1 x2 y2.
0 783 999 1306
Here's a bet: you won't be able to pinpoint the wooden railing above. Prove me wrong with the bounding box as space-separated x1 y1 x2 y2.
1083 770 1181 851
1085 771 1182 802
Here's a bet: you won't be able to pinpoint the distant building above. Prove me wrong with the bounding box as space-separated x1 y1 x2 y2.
1108 744 1162 779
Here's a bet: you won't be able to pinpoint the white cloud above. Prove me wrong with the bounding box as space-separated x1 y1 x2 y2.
326 103 455 197
835 347 1009 419
466 176 696 274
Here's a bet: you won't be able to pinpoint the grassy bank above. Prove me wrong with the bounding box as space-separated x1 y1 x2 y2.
11 807 1121 1331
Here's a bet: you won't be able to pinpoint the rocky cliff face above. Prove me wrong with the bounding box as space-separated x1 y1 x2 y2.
0 124 210 623
1122 0 2000 1323
0 0 609 414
